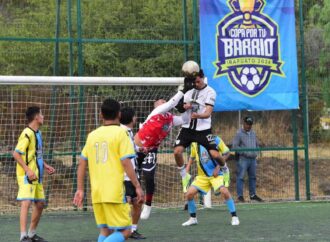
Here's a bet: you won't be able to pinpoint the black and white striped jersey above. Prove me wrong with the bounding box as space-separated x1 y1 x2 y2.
182 85 216 131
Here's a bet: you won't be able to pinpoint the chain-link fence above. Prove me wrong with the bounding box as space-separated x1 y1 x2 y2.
0 0 329 213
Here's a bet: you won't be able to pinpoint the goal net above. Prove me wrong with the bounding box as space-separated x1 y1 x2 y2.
0 76 193 213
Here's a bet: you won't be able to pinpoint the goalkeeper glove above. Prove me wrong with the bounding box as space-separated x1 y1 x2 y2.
181 76 195 94
174 98 186 113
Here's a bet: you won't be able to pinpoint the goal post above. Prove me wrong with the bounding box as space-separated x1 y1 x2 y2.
0 75 203 213
0 76 183 86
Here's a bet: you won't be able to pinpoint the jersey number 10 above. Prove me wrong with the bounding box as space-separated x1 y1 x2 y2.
94 142 108 164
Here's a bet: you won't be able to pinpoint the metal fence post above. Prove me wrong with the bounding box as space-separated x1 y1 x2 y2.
182 0 189 61
192 0 199 62
76 0 88 210
45 0 61 207
292 110 299 201
67 0 78 206
299 0 310 200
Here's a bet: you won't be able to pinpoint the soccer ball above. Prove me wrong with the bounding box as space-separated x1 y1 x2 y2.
240 67 260 91
182 60 200 77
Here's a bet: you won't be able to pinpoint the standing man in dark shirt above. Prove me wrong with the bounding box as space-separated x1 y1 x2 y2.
232 116 263 202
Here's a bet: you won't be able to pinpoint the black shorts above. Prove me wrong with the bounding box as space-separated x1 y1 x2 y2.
137 148 158 173
174 128 217 151
124 180 137 199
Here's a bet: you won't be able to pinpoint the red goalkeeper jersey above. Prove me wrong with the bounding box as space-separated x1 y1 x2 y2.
137 112 174 148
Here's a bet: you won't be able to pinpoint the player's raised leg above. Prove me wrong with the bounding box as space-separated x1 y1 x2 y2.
174 145 191 193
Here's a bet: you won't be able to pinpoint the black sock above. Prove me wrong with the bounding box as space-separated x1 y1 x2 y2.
231 212 237 217
190 213 196 218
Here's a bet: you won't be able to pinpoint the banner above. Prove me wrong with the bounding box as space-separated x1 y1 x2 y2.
200 0 299 111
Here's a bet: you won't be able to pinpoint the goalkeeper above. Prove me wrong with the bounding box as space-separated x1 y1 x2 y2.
182 136 240 227
134 77 194 150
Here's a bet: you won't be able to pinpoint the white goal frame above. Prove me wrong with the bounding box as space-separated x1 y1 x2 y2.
0 75 183 86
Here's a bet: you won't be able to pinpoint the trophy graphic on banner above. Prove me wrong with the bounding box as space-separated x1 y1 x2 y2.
230 0 263 27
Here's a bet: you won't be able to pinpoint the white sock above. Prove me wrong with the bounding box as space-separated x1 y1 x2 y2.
178 165 186 178
20 232 27 240
131 224 138 232
28 229 36 238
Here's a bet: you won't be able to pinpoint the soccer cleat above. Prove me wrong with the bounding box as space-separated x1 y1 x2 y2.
20 236 32 242
182 217 198 226
29 234 48 242
140 205 152 220
129 230 146 240
237 196 245 203
231 216 240 226
250 194 264 202
182 173 191 193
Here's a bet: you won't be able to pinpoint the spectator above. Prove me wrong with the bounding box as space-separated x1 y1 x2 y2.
232 116 263 202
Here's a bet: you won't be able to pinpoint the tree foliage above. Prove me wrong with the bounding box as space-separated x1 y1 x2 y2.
0 0 192 76
0 0 329 102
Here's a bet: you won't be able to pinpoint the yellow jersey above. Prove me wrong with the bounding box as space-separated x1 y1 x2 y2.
190 136 229 177
81 124 136 204
15 127 44 184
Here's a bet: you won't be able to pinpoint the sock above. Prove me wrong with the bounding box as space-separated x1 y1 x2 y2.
146 194 153 206
20 232 27 240
188 199 196 218
28 229 36 238
226 198 237 216
104 231 125 242
98 234 107 242
131 224 138 232
178 165 186 178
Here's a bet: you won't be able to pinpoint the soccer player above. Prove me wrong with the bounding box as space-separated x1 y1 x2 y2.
134 91 190 220
182 136 239 226
13 106 55 242
120 107 146 240
173 61 226 193
73 98 144 242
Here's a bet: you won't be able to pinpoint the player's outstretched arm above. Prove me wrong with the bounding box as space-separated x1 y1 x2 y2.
121 158 145 204
146 91 184 121
73 157 87 208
